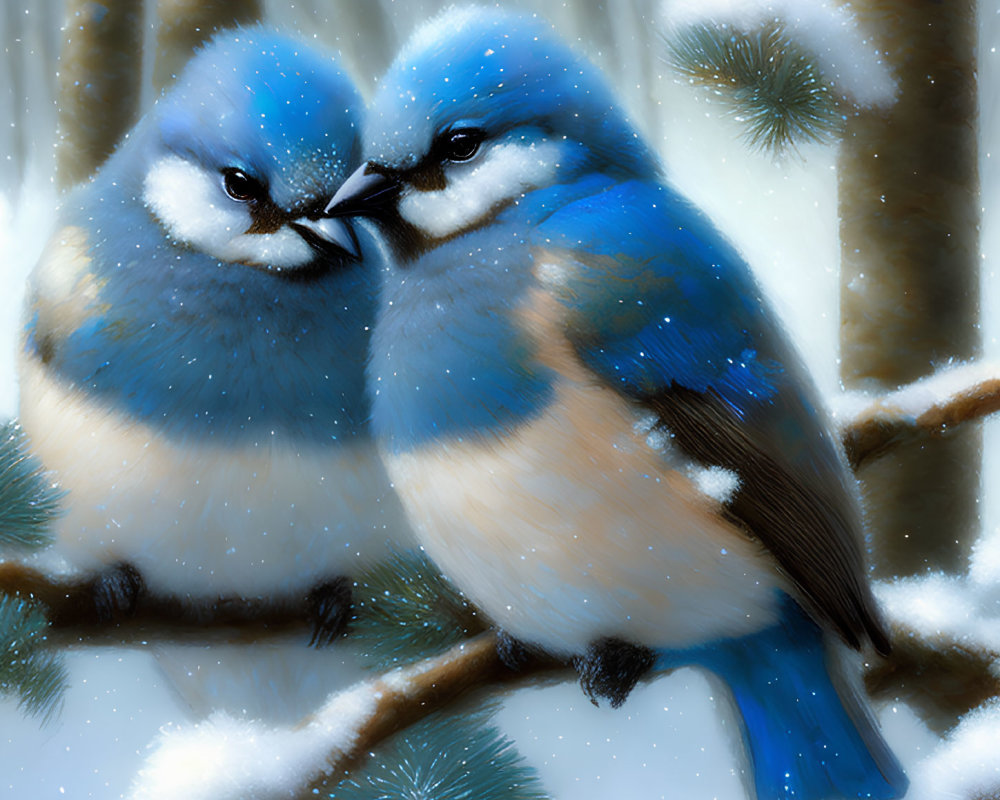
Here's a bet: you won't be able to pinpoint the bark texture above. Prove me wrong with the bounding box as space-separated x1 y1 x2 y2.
838 0 981 576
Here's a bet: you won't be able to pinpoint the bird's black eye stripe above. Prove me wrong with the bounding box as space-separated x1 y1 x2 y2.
222 168 264 202
436 128 485 163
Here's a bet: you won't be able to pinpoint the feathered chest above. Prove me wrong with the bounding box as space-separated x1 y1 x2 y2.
369 239 557 452
24 218 375 444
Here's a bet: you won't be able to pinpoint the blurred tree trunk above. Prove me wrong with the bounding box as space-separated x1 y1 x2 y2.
153 0 262 91
838 1 981 577
56 0 144 188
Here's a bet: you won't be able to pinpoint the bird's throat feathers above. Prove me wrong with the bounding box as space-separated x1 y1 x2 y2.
369 237 558 453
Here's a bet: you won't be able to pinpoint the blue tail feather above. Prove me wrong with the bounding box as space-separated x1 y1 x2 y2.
657 599 908 799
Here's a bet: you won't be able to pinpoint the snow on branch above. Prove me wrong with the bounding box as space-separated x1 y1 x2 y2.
4 362 1000 796
661 0 897 154
122 363 1000 798
836 361 1000 469
662 0 897 108
129 633 563 800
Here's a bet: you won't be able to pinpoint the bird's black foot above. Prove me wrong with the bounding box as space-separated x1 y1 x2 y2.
307 577 352 647
90 562 145 623
573 637 655 708
495 629 540 671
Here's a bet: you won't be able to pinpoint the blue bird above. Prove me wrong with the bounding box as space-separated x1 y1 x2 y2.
326 8 908 798
18 28 408 642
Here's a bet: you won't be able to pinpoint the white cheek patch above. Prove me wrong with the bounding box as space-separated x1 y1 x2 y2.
144 156 313 268
218 229 314 269
144 156 250 253
399 141 560 239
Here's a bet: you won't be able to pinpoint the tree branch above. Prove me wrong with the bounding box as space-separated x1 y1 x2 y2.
130 633 566 800
3 362 1000 636
6 362 1000 797
308 634 564 786
0 562 310 644
865 625 1000 737
842 365 1000 470
131 606 1000 799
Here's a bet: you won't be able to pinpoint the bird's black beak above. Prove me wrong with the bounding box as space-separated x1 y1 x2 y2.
325 162 401 220
288 215 361 260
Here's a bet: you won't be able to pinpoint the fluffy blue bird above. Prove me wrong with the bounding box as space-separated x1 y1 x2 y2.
18 28 408 641
326 8 908 798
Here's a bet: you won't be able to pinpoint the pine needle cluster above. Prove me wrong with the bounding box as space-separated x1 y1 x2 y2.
327 709 549 800
666 21 843 155
0 594 67 721
0 420 64 549
348 549 487 671
0 419 67 720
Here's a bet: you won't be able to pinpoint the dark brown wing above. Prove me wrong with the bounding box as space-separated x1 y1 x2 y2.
646 382 890 654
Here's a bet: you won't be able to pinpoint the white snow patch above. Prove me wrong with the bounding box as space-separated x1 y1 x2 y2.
970 525 1000 587
905 700 1000 800
688 464 740 504
876 575 975 640
660 0 897 107
399 141 560 239
828 389 873 426
632 412 660 437
877 360 1000 419
876 573 1000 655
645 427 672 453
130 678 378 800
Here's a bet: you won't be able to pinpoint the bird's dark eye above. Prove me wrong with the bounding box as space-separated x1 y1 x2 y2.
442 128 484 162
222 168 262 202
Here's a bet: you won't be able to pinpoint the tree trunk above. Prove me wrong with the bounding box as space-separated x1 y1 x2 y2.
153 0 262 91
838 0 981 577
56 0 144 188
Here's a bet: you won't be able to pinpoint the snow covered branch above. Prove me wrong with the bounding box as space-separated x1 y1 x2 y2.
130 633 562 800
839 362 1000 470
4 361 1000 796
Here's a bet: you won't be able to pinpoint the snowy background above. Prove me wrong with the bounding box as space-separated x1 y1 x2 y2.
2 0 998 797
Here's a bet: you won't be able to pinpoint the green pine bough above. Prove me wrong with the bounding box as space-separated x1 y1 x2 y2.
339 552 551 797
666 21 844 154
349 548 487 671
0 420 64 550
0 420 66 720
0 594 67 721
327 707 549 800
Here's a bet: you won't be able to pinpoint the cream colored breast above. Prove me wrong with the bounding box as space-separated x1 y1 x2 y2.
384 371 785 657
18 351 409 598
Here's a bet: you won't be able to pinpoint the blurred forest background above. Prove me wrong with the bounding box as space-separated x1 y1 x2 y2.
2 0 999 798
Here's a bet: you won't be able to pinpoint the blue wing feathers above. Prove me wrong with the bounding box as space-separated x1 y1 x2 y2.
539 182 784 408
542 179 890 655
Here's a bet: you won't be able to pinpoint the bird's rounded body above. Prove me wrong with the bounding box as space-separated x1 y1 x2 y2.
329 8 908 796
365 174 854 658
380 290 783 655
19 29 407 609
20 343 391 597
